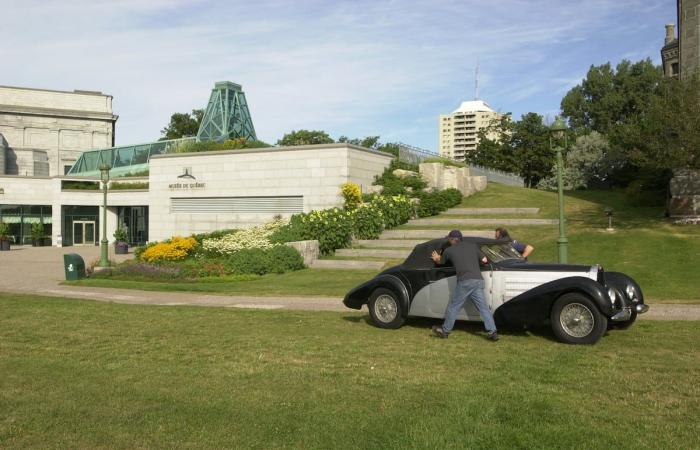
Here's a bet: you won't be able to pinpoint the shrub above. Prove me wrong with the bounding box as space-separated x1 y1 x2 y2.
113 227 128 243
201 220 286 255
109 182 149 190
269 215 307 244
299 208 354 255
175 138 271 153
222 245 305 275
440 188 463 207
91 261 181 280
141 236 197 263
373 160 427 197
367 195 414 228
190 228 238 244
352 203 384 239
340 182 362 210
422 157 465 168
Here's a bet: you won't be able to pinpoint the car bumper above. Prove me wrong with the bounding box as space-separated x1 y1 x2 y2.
610 304 649 321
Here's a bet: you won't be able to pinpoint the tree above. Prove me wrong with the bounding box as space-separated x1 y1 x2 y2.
469 113 554 187
632 74 700 170
561 59 662 135
337 135 380 149
277 130 334 146
537 131 609 190
160 109 204 140
468 115 518 172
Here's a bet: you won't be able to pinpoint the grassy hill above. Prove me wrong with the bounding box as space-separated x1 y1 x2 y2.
453 184 699 301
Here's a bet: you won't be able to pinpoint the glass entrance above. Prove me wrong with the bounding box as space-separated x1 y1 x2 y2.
73 221 96 245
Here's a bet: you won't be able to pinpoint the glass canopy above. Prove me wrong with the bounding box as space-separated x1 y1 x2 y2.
67 137 195 177
67 81 257 177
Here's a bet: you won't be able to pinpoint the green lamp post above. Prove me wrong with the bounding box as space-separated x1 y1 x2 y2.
99 164 111 268
550 117 568 263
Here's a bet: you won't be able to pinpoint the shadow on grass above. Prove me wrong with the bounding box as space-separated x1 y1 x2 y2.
342 314 559 342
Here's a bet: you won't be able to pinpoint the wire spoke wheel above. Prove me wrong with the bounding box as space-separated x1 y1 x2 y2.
374 294 398 323
560 303 595 338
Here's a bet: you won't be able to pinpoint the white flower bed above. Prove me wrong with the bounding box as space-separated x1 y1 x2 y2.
201 219 287 255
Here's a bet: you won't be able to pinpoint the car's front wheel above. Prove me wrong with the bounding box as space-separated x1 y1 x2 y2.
368 288 405 329
550 293 607 344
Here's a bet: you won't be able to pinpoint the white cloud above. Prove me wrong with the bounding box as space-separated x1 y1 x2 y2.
0 0 673 149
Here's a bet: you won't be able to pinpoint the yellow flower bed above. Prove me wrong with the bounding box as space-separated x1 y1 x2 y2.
141 236 197 263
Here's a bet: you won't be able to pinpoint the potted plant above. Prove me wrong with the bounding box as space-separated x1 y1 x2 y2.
113 227 129 254
31 222 45 247
0 223 11 251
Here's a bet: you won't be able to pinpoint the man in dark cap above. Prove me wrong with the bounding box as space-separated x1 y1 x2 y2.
430 229 499 341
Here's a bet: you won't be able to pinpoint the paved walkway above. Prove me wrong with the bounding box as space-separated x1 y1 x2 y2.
1 246 698 320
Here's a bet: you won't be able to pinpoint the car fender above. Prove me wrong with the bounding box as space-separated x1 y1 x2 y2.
494 276 611 327
343 274 410 315
605 271 645 306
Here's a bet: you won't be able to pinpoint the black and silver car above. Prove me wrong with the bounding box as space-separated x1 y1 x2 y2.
343 237 649 344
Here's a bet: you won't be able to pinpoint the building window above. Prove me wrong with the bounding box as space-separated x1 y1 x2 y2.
672 62 679 76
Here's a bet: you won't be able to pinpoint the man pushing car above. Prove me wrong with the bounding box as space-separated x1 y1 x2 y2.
430 230 499 341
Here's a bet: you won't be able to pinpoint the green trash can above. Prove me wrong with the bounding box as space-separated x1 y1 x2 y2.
63 253 86 280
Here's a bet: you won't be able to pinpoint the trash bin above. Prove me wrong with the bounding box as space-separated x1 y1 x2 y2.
63 253 86 280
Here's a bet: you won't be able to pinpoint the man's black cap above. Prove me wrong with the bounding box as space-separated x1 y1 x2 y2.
447 229 462 239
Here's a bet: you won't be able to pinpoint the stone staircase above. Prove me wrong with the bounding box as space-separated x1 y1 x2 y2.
310 206 553 270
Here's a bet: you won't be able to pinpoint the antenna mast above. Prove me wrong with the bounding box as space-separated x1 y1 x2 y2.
474 57 480 100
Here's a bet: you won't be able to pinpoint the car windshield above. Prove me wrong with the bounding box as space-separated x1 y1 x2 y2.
480 243 525 263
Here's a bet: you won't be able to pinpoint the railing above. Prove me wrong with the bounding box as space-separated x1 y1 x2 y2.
396 142 524 187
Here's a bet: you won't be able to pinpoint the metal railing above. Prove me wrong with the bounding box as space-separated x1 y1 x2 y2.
396 142 524 187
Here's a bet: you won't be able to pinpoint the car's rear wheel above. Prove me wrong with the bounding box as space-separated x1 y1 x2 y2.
550 293 607 344
368 288 405 329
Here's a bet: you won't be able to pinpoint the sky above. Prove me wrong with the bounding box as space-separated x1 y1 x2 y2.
2 0 675 151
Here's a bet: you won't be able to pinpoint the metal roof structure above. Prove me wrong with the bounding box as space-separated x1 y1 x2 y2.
67 81 256 177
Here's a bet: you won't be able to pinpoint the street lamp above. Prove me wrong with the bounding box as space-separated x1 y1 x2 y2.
550 117 568 263
99 164 111 268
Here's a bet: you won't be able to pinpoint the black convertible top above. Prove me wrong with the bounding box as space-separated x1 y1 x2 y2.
401 236 505 269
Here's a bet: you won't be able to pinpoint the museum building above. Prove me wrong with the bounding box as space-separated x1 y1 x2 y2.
0 82 392 247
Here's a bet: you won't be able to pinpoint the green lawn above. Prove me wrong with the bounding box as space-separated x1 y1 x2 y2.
1 294 698 449
69 268 375 297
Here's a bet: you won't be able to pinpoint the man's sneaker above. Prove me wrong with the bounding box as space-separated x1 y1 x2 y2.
487 331 499 342
431 325 448 339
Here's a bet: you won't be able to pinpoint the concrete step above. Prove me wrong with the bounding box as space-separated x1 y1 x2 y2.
444 207 540 215
310 259 385 270
355 239 427 248
380 229 493 239
407 218 558 226
335 248 410 258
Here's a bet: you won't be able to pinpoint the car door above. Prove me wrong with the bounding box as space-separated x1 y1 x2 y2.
409 265 493 321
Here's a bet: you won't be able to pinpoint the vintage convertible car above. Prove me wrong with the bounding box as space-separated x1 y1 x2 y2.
343 237 649 344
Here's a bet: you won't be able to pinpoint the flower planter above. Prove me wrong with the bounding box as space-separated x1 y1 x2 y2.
0 240 10 251
114 242 129 254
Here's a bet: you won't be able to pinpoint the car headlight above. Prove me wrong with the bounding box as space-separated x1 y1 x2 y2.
625 285 637 302
607 288 617 307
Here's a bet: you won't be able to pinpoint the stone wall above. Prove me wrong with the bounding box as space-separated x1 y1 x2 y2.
0 86 117 176
418 163 487 196
669 168 700 217
285 240 319 266
680 0 700 77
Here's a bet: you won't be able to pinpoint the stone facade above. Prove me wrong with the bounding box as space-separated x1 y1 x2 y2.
669 169 700 217
419 163 487 196
147 144 393 241
0 86 117 176
679 0 700 77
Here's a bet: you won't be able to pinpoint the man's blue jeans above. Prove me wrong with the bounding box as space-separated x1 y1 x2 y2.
442 278 497 334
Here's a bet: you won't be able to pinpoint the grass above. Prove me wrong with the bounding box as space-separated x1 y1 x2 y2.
1 293 698 449
69 268 375 297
